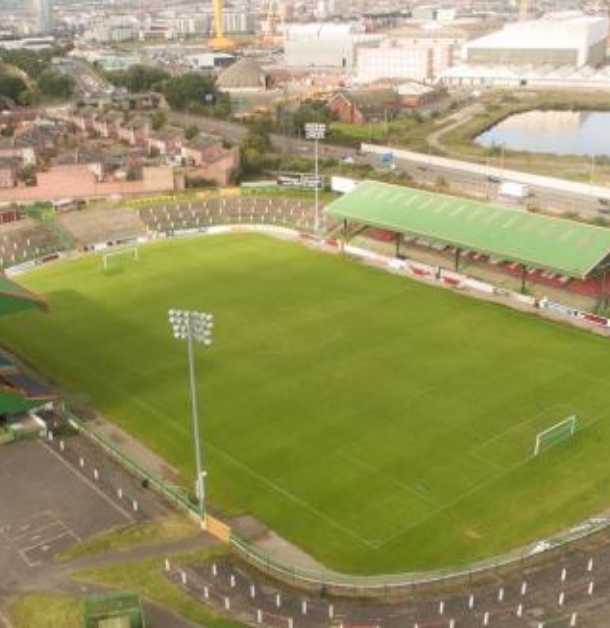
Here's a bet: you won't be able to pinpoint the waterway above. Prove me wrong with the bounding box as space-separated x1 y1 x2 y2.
475 110 610 158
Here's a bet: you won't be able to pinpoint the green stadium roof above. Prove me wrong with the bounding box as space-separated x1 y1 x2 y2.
0 275 46 316
325 181 610 280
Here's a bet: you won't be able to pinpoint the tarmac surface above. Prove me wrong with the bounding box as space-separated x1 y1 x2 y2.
6 433 610 626
0 435 200 627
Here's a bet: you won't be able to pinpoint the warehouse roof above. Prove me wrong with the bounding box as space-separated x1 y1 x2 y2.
325 180 610 279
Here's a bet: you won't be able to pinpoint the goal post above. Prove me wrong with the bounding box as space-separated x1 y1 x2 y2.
534 415 578 456
102 246 139 270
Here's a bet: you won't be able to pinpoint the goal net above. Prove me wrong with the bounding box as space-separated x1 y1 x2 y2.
534 415 578 456
101 246 139 270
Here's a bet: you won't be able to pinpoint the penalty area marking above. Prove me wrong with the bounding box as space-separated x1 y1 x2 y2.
58 365 377 549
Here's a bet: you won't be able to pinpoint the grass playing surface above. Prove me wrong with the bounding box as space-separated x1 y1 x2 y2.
2 233 610 574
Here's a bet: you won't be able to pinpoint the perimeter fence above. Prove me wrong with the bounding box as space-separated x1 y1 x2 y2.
63 408 198 518
58 407 610 599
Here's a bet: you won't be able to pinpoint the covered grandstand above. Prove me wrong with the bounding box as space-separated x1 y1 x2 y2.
325 180 610 304
0 276 51 427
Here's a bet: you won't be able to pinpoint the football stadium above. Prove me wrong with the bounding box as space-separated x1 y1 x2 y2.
2 183 610 576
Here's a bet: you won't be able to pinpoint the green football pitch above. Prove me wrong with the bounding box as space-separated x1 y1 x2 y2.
3 233 610 574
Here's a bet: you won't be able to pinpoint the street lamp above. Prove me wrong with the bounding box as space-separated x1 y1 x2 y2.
305 122 326 238
168 308 214 517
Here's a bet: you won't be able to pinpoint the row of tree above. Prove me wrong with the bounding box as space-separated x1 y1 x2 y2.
0 49 75 105
104 64 230 118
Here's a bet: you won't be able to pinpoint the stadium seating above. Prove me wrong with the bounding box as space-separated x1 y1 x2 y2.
58 208 146 248
0 217 64 268
138 197 317 235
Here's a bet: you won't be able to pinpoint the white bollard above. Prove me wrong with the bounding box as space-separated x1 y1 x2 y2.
288 619 293 628
60 440 65 451
94 468 99 481
520 580 527 596
48 431 53 441
212 563 218 577
498 587 504 602
164 558 170 571
275 593 281 608
117 487 123 499
257 609 262 624
561 567 567 582
132 499 138 512
301 600 307 615
250 584 256 598
449 620 455 628
181 571 187 585
79 457 84 468
558 592 565 606
588 581 595 596
328 604 334 619
469 594 474 609
483 611 489 626
224 597 230 611
439 600 444 615
230 574 236 588
570 612 577 627
587 558 594 572
203 586 209 599
517 603 523 617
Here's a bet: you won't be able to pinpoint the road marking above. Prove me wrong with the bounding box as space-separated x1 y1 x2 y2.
19 530 79 567
41 441 135 524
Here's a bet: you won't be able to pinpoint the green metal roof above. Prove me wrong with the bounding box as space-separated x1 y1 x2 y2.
0 389 40 415
325 180 610 279
0 275 46 315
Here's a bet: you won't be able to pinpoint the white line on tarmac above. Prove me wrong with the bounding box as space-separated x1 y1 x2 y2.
41 441 135 524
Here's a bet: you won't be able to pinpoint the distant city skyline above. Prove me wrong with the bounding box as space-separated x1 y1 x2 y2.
33 0 54 33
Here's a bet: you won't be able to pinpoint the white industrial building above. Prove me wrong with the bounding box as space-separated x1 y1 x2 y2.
86 16 139 43
464 12 609 68
284 22 381 68
356 40 455 84
439 63 610 90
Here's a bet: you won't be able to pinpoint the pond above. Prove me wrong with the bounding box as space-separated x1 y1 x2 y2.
475 110 610 158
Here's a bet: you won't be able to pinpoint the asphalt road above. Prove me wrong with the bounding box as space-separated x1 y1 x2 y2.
168 111 610 217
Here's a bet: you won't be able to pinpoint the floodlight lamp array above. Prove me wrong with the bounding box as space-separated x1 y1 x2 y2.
305 122 326 140
168 309 214 345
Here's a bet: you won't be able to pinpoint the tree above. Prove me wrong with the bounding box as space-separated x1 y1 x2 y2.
105 64 170 93
37 69 74 99
0 49 48 79
184 124 199 140
0 73 28 102
150 111 167 131
162 72 222 111
239 125 277 177
290 100 335 132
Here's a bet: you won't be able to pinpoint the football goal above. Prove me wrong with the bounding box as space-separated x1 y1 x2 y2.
102 246 139 270
534 415 578 456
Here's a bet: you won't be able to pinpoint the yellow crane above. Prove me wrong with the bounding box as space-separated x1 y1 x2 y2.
210 0 236 50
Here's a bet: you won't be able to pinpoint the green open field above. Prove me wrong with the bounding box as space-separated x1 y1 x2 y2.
2 234 610 574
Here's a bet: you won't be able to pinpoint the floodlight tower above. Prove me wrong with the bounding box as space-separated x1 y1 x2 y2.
305 122 326 238
168 309 214 517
